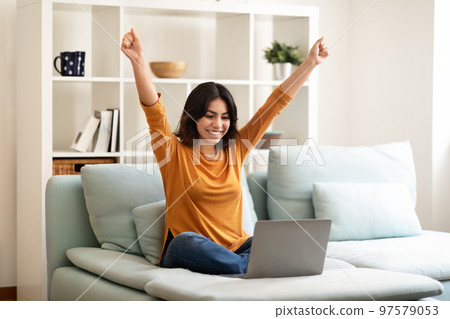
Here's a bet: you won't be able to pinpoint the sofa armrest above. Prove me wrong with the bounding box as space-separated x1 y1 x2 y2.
247 171 269 221
45 175 99 299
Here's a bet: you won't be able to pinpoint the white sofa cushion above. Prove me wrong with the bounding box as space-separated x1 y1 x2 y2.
66 247 442 301
327 230 450 280
312 183 422 241
144 267 441 301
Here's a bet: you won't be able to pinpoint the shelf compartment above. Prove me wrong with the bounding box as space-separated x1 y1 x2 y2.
53 81 120 152
53 3 120 78
253 14 311 82
122 8 250 80
215 14 250 80
226 85 251 128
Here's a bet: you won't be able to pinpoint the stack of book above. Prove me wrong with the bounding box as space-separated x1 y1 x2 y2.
70 108 120 153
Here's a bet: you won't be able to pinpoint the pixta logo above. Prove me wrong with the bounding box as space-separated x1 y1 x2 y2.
126 130 325 172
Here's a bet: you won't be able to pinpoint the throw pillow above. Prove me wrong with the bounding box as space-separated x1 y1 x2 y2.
132 200 166 265
312 182 422 241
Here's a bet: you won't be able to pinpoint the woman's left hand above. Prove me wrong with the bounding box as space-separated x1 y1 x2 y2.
308 37 329 65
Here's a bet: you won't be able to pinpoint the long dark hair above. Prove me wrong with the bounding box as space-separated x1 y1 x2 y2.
174 82 239 148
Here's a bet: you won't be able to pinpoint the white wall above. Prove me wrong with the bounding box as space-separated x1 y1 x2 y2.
346 0 435 229
0 0 17 288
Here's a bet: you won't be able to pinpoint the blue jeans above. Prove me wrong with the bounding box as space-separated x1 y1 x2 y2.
160 232 252 275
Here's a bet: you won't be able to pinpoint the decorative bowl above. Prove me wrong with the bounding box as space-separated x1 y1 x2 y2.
149 61 187 78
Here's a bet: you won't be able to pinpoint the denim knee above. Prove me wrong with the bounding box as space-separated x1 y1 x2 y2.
167 232 207 254
161 232 206 269
173 231 204 241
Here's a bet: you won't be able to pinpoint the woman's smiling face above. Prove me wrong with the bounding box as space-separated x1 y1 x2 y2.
196 97 230 145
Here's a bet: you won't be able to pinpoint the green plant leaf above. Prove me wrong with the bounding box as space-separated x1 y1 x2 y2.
263 41 304 65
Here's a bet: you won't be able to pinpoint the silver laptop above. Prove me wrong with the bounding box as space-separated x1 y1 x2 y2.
228 219 331 279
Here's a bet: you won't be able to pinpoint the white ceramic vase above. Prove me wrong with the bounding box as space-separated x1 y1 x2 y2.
273 63 293 80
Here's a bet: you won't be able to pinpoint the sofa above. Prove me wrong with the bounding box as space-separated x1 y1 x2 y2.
45 141 449 301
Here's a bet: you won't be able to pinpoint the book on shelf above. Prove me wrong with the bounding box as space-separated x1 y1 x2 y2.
69 108 119 153
70 115 100 152
92 110 113 153
107 108 119 152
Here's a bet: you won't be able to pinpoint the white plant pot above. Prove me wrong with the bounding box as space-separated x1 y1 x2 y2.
273 63 293 80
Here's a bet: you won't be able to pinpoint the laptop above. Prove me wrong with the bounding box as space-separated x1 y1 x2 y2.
226 219 331 279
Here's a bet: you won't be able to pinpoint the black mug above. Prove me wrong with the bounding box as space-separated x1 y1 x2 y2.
53 51 85 76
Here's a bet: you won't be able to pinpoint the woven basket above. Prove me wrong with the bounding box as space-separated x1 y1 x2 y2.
52 158 116 176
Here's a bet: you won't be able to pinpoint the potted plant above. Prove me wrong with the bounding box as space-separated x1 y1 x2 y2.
263 41 304 80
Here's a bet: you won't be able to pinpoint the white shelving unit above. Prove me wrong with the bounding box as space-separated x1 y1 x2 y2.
16 0 318 300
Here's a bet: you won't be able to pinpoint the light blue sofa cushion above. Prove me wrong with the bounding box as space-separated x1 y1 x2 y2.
132 200 166 265
327 230 450 281
81 164 165 255
267 141 417 220
312 183 422 241
247 171 269 221
241 167 258 235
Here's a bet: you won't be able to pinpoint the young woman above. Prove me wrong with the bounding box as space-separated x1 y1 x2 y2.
121 28 328 275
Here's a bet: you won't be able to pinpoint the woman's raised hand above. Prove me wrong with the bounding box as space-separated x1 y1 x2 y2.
279 37 329 98
308 37 329 65
121 28 144 64
121 28 158 106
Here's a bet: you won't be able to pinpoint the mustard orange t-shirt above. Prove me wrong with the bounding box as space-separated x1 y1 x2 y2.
141 86 292 258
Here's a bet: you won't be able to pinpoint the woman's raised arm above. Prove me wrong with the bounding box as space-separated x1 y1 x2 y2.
121 28 159 106
280 37 329 99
